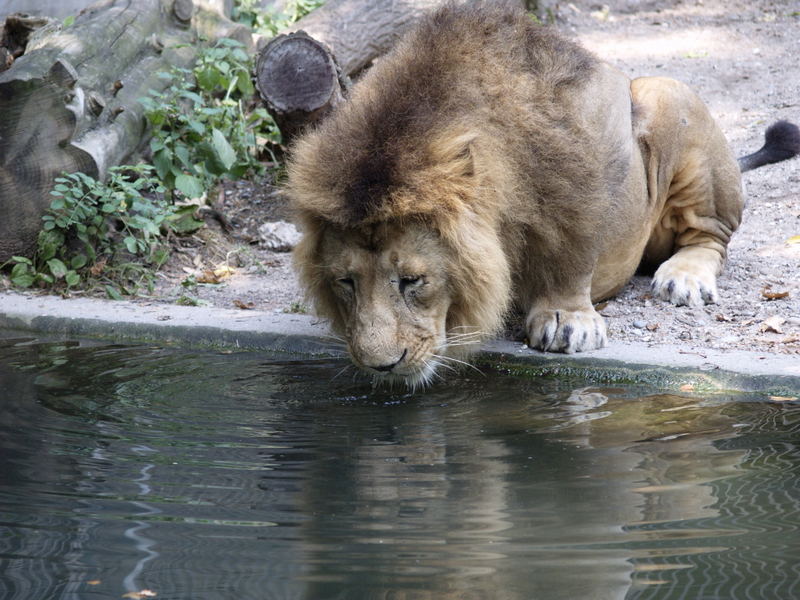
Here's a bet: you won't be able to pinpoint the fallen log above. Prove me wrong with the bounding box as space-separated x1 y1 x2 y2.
0 0 249 261
255 0 525 140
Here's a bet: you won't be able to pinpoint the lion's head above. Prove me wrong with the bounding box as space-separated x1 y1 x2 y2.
290 205 511 386
288 120 513 386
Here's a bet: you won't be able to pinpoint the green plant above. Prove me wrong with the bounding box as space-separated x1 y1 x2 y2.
4 165 195 295
283 301 308 314
140 38 280 200
233 0 325 37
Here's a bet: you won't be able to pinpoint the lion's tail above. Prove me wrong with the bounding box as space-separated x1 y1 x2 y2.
738 120 800 172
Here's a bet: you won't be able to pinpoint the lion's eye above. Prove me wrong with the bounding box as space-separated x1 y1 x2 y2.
399 276 422 294
337 277 355 289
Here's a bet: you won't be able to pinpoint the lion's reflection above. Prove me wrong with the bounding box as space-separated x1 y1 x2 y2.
295 387 747 600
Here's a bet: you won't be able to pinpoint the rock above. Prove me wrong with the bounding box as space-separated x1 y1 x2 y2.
632 319 647 329
257 221 302 252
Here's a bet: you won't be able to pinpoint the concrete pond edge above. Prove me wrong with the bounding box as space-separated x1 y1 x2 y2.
1 292 798 396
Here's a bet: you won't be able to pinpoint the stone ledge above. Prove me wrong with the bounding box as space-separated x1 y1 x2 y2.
1 291 798 395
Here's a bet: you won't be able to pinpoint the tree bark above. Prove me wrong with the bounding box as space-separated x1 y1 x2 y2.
255 0 525 140
1 0 234 21
0 0 249 261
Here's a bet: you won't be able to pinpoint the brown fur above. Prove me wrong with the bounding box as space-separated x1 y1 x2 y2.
287 2 747 384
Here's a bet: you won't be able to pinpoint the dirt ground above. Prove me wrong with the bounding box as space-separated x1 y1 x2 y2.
88 1 800 355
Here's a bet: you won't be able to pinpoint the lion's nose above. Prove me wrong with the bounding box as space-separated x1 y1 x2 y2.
368 349 408 373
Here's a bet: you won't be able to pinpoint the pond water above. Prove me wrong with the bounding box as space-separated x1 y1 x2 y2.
0 334 798 600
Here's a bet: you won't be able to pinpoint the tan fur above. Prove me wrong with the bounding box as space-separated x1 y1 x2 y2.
287 3 744 385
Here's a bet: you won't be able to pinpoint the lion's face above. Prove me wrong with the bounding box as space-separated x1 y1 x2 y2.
319 221 456 387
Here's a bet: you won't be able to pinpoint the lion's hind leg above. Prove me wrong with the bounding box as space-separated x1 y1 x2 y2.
633 76 744 308
648 154 741 307
652 246 721 306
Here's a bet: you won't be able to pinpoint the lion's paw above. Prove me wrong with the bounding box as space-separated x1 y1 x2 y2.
526 308 607 354
652 255 718 307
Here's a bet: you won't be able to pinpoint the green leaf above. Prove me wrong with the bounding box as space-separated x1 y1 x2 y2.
124 236 138 254
212 128 237 170
46 258 68 279
175 173 205 199
63 15 75 27
152 148 174 181
11 262 29 278
11 273 35 288
65 270 80 287
187 120 206 135
11 256 32 265
179 90 204 105
236 70 254 96
196 67 220 91
39 242 57 261
152 247 170 266
70 254 88 269
105 285 124 300
167 206 205 234
174 144 192 169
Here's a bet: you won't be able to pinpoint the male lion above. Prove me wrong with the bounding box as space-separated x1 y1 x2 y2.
286 2 799 387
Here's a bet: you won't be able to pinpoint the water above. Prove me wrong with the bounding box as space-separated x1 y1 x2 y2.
0 334 798 600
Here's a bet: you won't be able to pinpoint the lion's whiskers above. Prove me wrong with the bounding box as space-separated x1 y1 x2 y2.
431 352 484 376
331 363 354 381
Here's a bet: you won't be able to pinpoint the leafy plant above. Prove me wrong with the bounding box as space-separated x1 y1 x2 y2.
233 0 325 37
140 38 280 201
4 165 195 295
283 301 308 314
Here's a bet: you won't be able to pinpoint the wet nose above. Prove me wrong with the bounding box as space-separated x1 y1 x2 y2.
368 349 408 373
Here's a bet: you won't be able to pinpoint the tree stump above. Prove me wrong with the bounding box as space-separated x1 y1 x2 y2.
0 0 249 261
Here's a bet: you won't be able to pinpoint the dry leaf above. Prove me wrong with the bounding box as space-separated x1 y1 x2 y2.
761 287 790 300
760 316 785 334
785 235 800 245
89 258 107 277
197 270 222 284
594 301 608 311
715 313 733 322
87 580 101 586
679 383 695 392
769 395 798 403
646 322 660 331
122 591 157 599
233 299 255 310
213 265 235 279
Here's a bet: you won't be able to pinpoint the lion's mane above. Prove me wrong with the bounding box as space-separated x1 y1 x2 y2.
287 2 625 344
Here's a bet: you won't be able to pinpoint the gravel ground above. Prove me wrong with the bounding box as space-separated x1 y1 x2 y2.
35 0 799 356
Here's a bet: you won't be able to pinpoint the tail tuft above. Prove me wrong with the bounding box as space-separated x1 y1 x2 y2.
738 120 800 172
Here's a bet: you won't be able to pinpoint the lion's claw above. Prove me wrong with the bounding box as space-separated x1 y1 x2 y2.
527 308 607 353
652 260 719 307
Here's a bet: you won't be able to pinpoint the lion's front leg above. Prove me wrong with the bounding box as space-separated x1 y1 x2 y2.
525 283 607 353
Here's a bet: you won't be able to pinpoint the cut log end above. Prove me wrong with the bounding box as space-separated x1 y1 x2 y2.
257 33 338 113
255 31 345 139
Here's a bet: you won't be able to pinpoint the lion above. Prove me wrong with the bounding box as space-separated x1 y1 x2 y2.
286 2 800 387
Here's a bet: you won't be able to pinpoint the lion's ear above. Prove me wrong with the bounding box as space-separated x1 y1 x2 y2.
427 130 477 179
